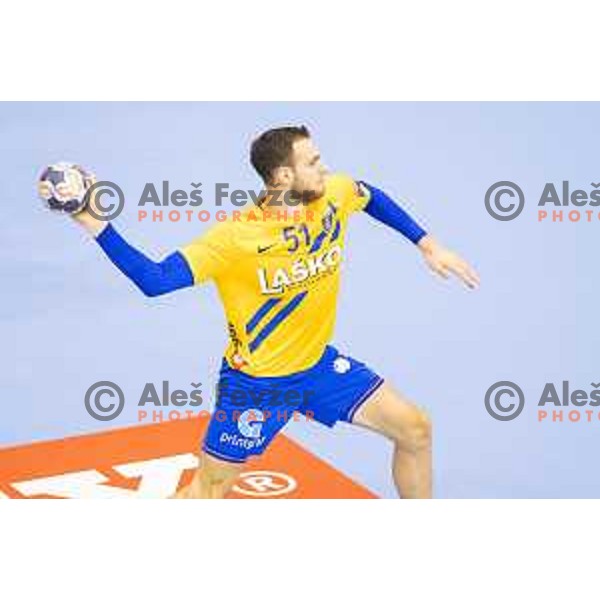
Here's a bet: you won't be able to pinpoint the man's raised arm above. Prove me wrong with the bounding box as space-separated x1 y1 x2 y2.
73 180 194 298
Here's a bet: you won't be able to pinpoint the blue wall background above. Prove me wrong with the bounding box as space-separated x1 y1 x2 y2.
2 102 597 498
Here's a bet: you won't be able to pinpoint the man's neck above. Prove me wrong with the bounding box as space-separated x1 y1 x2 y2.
259 184 299 214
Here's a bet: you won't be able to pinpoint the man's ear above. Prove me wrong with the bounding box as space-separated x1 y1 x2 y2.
272 165 293 187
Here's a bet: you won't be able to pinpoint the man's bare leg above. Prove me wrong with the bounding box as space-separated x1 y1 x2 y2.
352 383 432 499
172 452 244 499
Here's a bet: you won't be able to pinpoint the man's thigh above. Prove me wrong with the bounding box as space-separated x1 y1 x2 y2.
200 451 245 484
351 382 430 443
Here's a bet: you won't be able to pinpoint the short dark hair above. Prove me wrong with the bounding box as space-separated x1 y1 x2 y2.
250 125 310 183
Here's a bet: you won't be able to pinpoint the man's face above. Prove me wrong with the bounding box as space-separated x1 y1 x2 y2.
288 137 328 202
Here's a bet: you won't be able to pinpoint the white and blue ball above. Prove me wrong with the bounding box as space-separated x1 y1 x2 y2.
37 163 92 214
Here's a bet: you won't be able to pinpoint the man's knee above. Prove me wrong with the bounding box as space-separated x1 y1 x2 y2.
395 406 432 452
198 454 243 490
356 385 432 450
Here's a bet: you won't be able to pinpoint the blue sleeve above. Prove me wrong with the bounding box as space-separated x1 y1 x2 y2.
95 224 194 297
360 181 427 245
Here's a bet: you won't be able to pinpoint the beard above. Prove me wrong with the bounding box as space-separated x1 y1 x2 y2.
292 182 325 205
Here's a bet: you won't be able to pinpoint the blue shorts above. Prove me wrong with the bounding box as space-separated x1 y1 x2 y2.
202 345 384 463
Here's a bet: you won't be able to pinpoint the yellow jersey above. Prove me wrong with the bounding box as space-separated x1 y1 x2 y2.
180 173 370 377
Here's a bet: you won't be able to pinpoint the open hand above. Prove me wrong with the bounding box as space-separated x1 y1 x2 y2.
418 235 480 290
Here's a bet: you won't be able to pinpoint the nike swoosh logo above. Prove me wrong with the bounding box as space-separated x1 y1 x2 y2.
257 244 277 254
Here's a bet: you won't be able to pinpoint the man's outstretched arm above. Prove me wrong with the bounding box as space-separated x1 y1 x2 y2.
74 188 194 298
359 181 480 290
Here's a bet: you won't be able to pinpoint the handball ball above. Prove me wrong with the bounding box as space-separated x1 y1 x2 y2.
37 163 94 214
